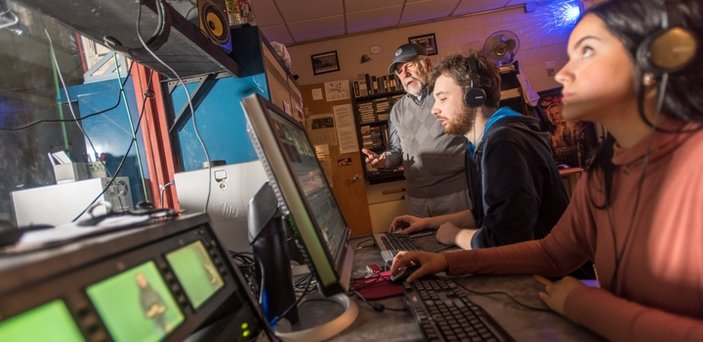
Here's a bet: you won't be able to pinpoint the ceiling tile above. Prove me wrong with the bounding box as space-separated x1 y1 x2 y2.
259 24 294 45
399 0 459 24
274 0 344 22
287 15 346 43
249 0 283 26
346 5 403 33
504 0 528 6
344 0 405 12
454 0 510 16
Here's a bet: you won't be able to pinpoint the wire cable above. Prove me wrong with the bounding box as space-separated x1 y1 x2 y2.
70 69 156 222
0 60 136 132
351 290 406 312
135 0 212 214
451 280 552 312
270 273 316 327
45 29 101 162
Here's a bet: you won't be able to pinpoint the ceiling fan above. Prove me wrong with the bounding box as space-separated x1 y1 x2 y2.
482 30 520 67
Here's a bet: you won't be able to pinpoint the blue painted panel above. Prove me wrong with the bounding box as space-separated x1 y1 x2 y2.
65 78 148 205
170 74 269 171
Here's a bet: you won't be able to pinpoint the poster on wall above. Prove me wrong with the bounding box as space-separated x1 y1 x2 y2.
324 80 351 102
538 91 600 168
307 114 337 146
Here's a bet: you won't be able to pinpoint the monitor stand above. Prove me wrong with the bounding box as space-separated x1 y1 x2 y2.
273 293 359 342
248 183 359 340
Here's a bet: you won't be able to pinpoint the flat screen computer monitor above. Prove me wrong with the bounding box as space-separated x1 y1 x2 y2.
0 299 85 341
241 94 353 297
165 240 225 310
85 261 185 342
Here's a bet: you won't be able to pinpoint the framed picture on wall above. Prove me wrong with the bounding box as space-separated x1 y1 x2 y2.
311 50 340 75
408 33 438 55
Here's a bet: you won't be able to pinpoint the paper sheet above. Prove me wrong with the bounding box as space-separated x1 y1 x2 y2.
308 114 338 146
332 104 359 154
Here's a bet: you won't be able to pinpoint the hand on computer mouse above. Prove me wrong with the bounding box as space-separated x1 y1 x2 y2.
391 251 448 283
390 261 421 283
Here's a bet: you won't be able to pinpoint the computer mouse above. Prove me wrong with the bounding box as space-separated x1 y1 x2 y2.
0 220 23 247
390 262 421 284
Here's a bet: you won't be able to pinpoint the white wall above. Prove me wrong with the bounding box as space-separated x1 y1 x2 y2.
286 5 576 92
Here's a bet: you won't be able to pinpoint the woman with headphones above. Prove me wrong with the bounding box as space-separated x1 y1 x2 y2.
391 0 703 339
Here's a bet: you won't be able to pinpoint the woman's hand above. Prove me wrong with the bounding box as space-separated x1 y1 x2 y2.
391 251 448 282
534 275 585 315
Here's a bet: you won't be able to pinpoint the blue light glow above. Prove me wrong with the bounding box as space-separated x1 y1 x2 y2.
555 2 582 27
565 5 581 22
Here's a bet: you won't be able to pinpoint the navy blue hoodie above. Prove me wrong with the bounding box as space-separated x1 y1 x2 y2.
468 108 569 248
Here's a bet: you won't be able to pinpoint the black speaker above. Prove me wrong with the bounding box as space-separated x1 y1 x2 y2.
197 0 232 50
635 0 698 74
464 56 487 108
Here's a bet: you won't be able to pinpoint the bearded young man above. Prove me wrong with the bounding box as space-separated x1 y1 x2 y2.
389 53 569 251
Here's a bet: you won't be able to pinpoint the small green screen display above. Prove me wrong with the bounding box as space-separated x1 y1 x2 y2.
165 241 224 309
86 261 184 342
0 299 85 342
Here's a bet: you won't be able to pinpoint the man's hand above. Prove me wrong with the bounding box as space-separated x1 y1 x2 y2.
389 215 430 234
436 222 475 250
534 275 585 315
361 148 387 169
391 251 448 282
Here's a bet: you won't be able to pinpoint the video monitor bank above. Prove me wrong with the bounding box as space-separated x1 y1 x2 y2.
0 214 271 341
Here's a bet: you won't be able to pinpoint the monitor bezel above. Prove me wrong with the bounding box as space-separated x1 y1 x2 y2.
241 94 353 296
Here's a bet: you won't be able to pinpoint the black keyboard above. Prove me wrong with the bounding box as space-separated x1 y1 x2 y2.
380 232 422 253
404 279 514 342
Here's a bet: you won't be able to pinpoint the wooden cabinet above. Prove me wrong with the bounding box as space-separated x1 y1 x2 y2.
498 63 529 115
230 26 303 123
366 180 407 233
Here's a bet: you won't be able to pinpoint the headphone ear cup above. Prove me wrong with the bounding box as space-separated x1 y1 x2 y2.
636 27 698 74
464 88 486 108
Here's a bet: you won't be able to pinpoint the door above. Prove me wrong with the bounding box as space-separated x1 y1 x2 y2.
301 82 373 237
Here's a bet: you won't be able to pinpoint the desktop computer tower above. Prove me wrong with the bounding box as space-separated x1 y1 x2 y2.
174 161 268 253
11 177 133 226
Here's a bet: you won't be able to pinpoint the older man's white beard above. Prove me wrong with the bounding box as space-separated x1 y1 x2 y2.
402 77 425 96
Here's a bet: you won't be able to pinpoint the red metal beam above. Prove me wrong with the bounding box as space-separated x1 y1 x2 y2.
131 63 180 210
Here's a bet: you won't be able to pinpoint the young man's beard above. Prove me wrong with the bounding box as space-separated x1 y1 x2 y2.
444 106 475 135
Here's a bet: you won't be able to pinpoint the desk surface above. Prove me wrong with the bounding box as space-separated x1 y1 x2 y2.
320 235 602 341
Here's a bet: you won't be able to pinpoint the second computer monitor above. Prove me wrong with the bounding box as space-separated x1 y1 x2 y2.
241 94 353 297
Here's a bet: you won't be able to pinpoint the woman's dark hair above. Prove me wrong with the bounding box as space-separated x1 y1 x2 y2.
584 0 702 208
428 53 502 109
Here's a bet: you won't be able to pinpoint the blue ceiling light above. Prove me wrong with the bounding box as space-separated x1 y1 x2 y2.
554 1 582 27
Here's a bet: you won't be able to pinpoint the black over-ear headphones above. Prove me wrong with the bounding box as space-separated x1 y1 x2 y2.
464 56 487 108
635 0 699 75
